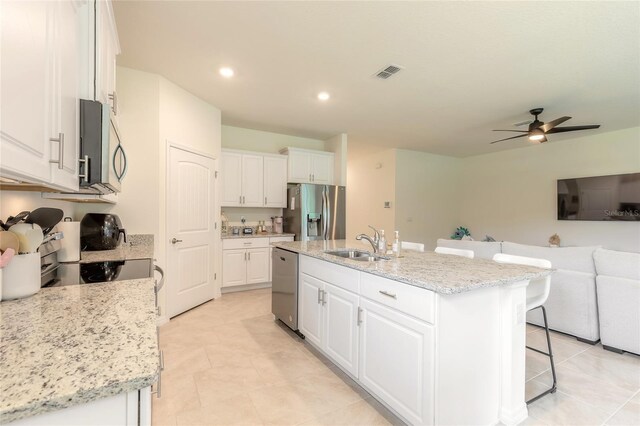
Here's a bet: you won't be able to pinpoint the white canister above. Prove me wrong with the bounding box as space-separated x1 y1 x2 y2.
57 220 80 262
1 252 41 300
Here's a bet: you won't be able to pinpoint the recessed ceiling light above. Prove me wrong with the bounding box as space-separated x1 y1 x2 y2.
317 92 330 101
219 67 234 78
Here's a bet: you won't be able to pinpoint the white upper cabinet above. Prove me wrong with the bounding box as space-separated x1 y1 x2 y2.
263 156 287 208
241 154 264 207
220 150 287 208
49 0 81 191
280 147 334 184
1 1 54 184
1 0 86 192
220 152 243 206
96 0 120 114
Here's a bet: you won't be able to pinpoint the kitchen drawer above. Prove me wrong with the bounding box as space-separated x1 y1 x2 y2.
360 272 435 324
300 255 359 294
269 236 294 244
223 237 269 250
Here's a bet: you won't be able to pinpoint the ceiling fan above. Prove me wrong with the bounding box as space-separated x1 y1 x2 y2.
490 108 600 144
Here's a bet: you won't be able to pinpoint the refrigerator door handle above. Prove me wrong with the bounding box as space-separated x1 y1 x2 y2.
324 187 331 240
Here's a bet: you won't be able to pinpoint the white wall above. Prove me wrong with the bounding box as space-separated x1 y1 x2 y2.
395 150 461 250
0 191 76 222
221 125 325 153
346 142 396 240
459 127 640 252
325 133 348 186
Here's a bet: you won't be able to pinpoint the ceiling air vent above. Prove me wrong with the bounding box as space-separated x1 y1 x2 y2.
374 64 403 79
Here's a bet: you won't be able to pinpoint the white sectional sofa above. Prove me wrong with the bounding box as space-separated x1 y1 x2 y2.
436 238 502 260
436 239 602 344
593 248 640 355
501 242 601 344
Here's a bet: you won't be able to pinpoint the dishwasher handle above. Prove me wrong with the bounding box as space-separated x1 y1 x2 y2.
154 264 165 293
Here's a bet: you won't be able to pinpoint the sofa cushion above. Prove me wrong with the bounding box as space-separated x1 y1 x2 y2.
527 269 599 341
593 248 640 280
436 239 502 260
502 242 599 274
596 275 640 354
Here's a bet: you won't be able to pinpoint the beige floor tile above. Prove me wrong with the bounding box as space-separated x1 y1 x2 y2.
606 390 640 426
526 330 589 363
162 347 212 378
526 349 555 381
250 348 333 384
195 364 270 404
248 381 323 425
514 414 550 426
528 390 611 426
563 348 640 392
299 397 398 426
176 394 264 426
533 362 637 415
152 373 201 418
152 413 177 426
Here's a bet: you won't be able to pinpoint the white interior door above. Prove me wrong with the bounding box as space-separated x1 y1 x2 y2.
167 146 216 317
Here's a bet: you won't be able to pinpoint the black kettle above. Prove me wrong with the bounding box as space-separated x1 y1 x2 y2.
80 213 127 251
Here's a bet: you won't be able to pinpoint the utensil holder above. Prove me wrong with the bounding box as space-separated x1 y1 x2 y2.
1 253 40 300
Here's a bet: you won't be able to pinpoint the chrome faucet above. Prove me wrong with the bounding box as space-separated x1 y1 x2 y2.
356 225 380 253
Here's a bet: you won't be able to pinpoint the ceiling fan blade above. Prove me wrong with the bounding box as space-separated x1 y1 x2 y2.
541 116 572 133
546 125 601 134
490 134 529 144
492 130 529 133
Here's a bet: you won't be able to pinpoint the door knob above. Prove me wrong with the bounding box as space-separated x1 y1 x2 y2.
171 238 183 244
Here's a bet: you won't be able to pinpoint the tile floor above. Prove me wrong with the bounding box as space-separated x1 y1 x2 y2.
154 289 640 426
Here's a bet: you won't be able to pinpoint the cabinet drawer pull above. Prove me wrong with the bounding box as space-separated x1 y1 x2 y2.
357 306 363 325
379 290 397 299
317 287 322 304
78 155 90 182
49 132 64 169
321 289 326 306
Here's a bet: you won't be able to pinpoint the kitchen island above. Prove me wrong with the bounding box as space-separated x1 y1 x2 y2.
0 279 159 425
272 240 552 426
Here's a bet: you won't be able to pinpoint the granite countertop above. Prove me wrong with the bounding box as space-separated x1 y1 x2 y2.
0 279 159 423
273 240 552 295
80 234 154 263
222 232 295 240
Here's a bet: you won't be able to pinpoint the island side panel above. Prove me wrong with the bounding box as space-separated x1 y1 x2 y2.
435 286 501 426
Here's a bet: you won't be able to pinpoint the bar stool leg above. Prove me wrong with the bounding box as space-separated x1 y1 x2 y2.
526 306 558 404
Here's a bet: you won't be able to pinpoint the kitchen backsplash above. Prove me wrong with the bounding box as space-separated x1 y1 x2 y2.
222 207 282 227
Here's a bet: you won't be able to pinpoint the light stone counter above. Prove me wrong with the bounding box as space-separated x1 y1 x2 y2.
79 234 154 263
0 279 159 423
273 240 552 294
221 232 295 239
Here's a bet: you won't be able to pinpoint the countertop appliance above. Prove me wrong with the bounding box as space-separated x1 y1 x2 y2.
80 213 127 251
79 99 127 194
272 247 299 331
283 184 346 241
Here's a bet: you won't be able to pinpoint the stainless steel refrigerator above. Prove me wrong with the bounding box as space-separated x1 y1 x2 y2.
283 184 346 241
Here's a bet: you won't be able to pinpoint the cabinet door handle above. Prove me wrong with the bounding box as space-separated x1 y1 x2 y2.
379 290 397 299
239 195 242 204
49 132 64 169
78 155 90 182
309 173 312 182
321 290 327 306
108 92 118 115
357 307 363 326
312 174 315 182
265 197 267 205
244 252 247 261
248 252 251 261
317 287 322 304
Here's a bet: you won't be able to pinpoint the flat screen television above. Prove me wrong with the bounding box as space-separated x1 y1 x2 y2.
557 173 640 221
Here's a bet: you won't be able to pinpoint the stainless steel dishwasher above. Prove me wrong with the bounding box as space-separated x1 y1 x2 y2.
272 247 299 331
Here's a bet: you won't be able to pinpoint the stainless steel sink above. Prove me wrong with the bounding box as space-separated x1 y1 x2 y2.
325 250 388 262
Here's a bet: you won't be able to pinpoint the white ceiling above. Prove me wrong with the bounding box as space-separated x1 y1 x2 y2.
113 1 640 157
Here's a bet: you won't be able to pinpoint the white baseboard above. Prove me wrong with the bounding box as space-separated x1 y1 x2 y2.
221 282 272 294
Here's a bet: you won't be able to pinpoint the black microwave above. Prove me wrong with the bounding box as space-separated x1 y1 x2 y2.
79 99 127 193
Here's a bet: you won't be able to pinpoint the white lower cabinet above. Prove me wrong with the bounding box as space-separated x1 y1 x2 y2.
298 273 359 377
222 237 289 288
359 298 434 425
298 255 434 425
10 387 151 426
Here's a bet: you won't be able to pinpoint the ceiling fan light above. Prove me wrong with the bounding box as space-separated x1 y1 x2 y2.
528 130 545 142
